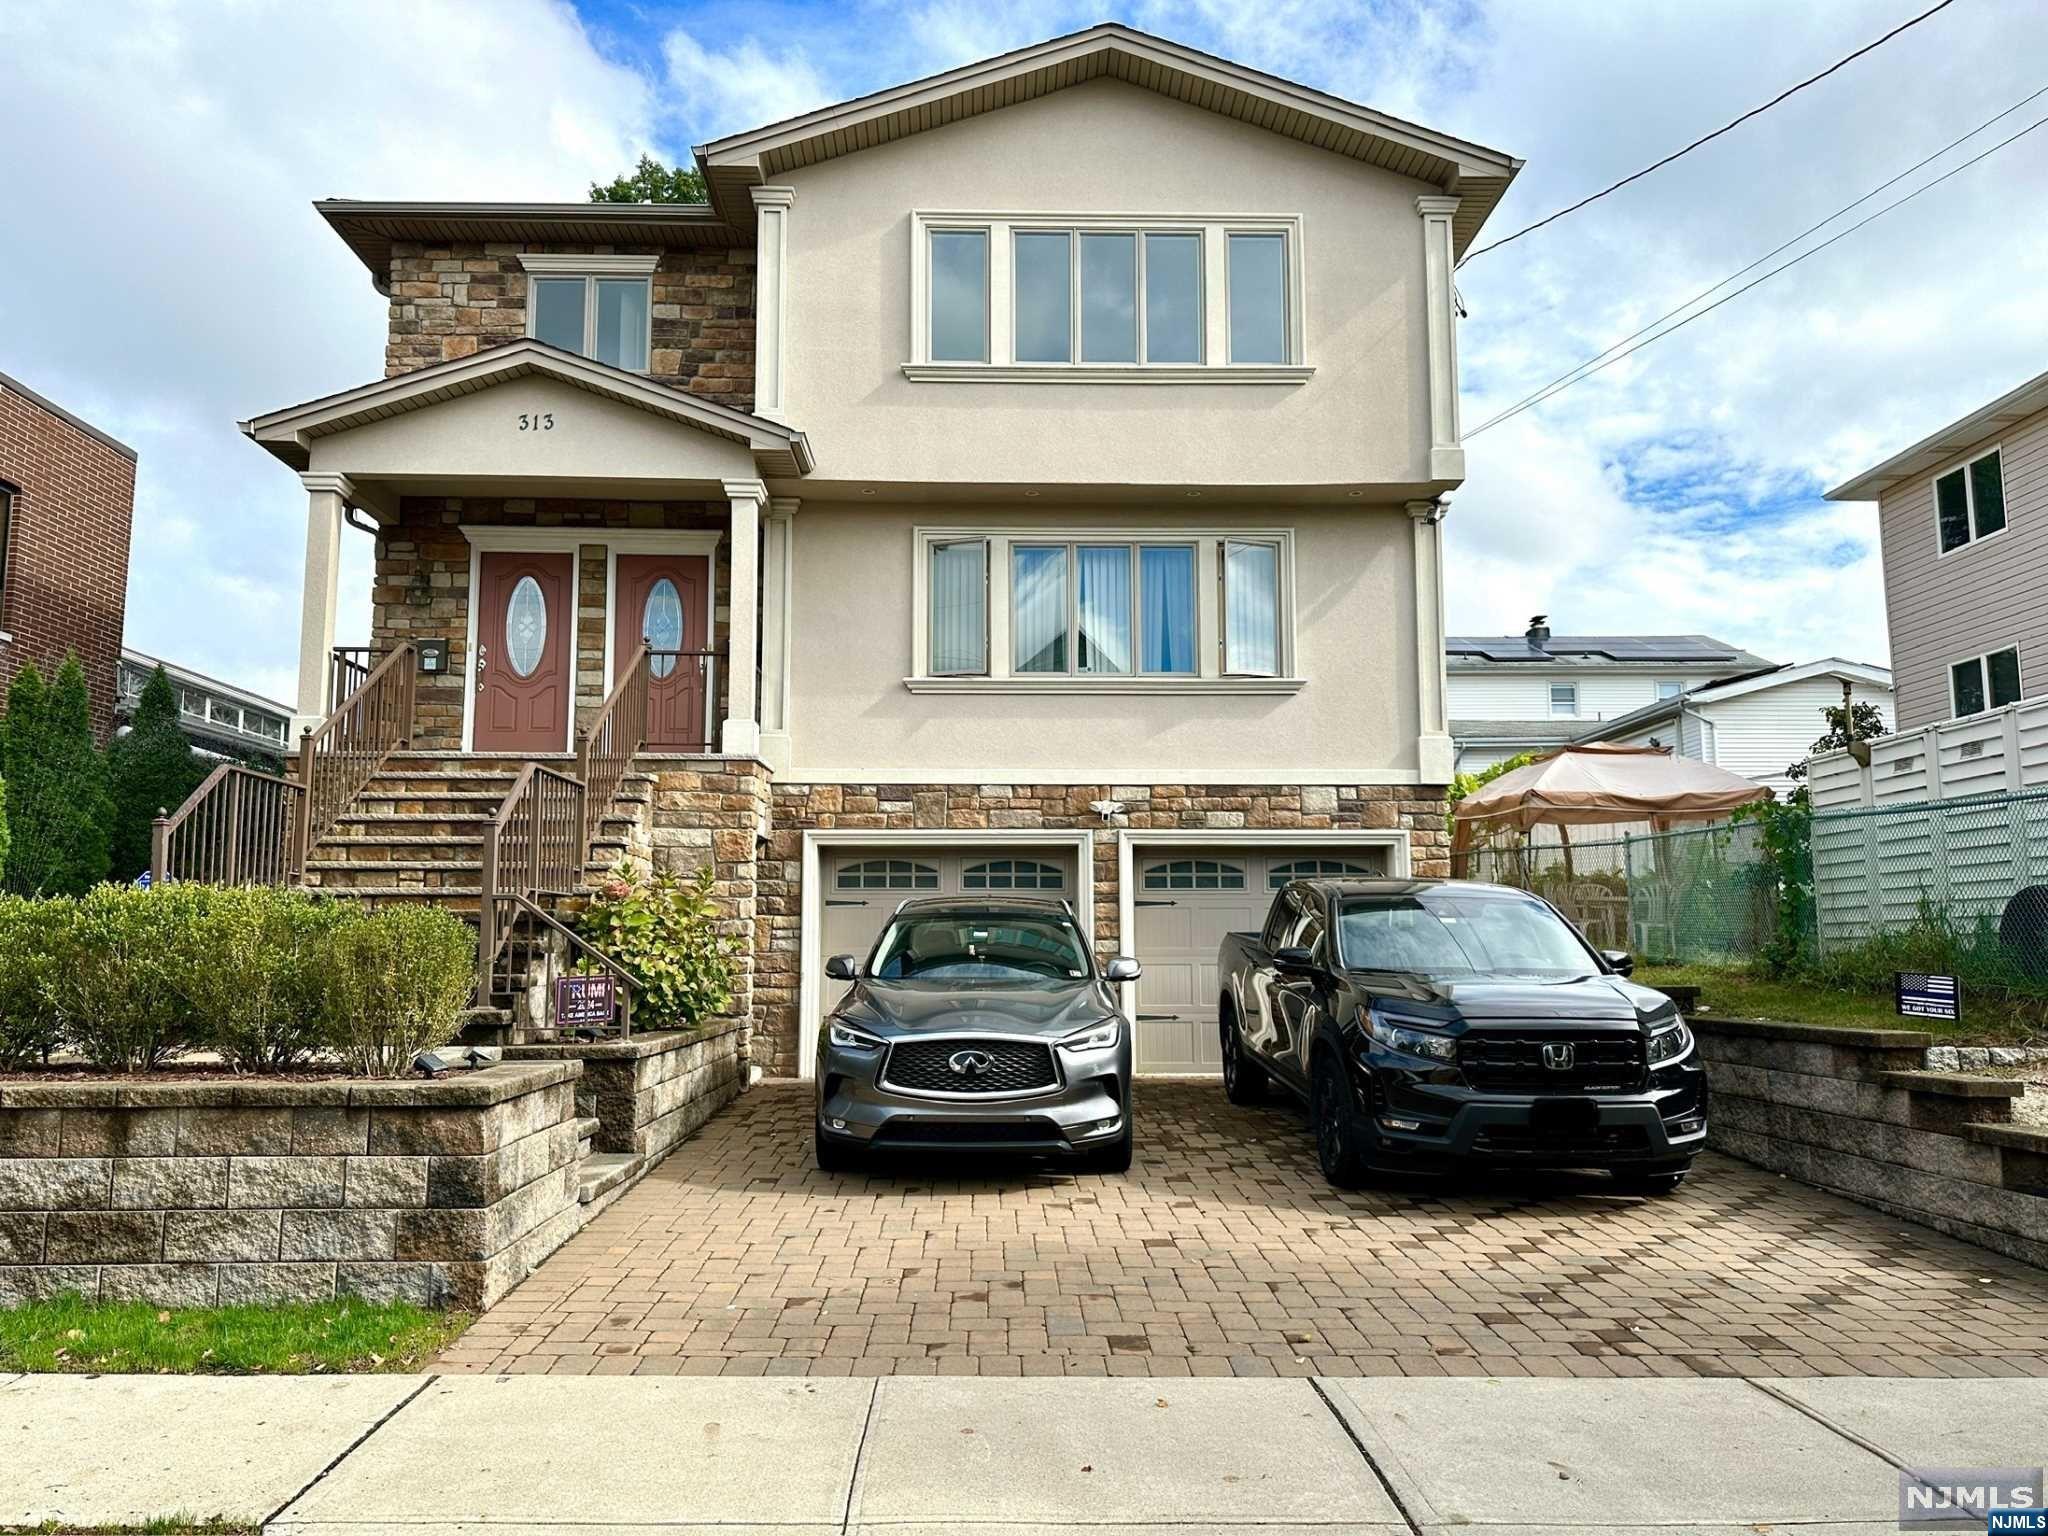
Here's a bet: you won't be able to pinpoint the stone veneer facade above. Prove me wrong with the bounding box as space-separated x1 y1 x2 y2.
384 244 755 411
372 498 731 753
751 782 1451 1077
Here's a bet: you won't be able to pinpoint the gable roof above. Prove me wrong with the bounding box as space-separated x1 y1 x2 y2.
1576 658 1893 741
1445 633 1774 670
239 339 812 478
697 23 1522 258
1827 365 2048 500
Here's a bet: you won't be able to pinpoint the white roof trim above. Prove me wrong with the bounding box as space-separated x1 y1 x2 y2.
1828 366 2048 500
1687 658 1892 706
239 339 813 477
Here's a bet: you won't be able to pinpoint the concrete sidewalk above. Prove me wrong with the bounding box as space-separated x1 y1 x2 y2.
2 1372 2041 1535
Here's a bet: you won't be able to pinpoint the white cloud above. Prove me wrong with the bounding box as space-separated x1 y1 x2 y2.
662 31 834 138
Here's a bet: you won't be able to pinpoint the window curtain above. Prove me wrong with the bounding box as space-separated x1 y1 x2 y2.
1140 545 1195 673
1076 545 1132 673
929 540 987 674
1013 545 1068 673
1222 540 1279 675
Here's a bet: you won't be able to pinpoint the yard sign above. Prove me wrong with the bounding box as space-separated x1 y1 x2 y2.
555 973 618 1030
1895 972 1960 1023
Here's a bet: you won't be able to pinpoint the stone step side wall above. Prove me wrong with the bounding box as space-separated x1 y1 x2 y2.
1695 1016 2048 1270
0 1063 585 1311
506 1018 748 1164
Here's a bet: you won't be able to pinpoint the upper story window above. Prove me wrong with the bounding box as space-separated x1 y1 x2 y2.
912 528 1296 691
518 254 657 372
1549 682 1579 717
910 213 1308 381
1951 645 2021 718
1655 680 1683 700
0 482 13 625
1935 447 2006 555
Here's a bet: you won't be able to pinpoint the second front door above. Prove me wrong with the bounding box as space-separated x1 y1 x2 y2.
473 550 575 753
614 553 712 751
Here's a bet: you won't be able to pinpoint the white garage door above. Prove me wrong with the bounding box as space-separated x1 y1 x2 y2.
820 846 1081 1015
1130 849 1390 1074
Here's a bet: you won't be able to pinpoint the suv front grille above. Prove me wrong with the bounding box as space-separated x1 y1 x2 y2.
881 1038 1060 1096
1459 1031 1645 1094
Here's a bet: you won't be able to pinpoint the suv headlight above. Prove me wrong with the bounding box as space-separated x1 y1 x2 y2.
1059 1019 1122 1052
1646 1017 1693 1065
828 1020 884 1050
1367 1009 1457 1062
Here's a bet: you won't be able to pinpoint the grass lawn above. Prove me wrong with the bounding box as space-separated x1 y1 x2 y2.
11 1522 255 1535
1635 963 2041 1044
0 1295 469 1374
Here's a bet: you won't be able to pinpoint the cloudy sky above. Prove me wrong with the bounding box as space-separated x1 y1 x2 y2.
3 0 2044 703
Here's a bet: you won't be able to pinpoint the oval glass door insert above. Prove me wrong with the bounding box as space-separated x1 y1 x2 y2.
505 575 547 678
643 577 684 679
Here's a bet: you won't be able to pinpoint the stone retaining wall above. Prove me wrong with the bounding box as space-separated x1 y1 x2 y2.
0 1062 583 1311
1695 1016 2048 1270
507 1019 747 1162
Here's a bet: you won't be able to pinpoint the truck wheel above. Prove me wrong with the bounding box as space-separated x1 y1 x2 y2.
1311 1057 1370 1189
1221 1014 1267 1105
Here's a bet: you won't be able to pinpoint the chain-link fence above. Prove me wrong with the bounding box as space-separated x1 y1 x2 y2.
1463 788 2048 981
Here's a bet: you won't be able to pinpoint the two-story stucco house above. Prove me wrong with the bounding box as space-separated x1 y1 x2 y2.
215 24 1521 1078
1828 366 2047 731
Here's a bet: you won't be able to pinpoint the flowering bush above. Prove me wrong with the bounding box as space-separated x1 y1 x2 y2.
572 863 734 1030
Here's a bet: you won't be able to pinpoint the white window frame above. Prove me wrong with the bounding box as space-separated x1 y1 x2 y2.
1948 644 2023 719
517 253 658 372
1654 679 1683 700
905 210 1311 384
906 526 1302 694
1932 445 2008 558
1549 681 1579 718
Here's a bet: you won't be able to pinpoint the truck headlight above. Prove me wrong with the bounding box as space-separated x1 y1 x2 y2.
828 1020 884 1050
1060 1019 1122 1052
1367 1009 1457 1063
1646 1018 1693 1065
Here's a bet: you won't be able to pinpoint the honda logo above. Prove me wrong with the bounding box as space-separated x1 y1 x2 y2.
1541 1042 1575 1071
948 1049 994 1078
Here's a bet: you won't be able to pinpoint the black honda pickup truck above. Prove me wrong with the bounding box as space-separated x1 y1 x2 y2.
1216 877 1706 1192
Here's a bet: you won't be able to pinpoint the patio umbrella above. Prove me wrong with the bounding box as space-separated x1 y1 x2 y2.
1450 743 1770 876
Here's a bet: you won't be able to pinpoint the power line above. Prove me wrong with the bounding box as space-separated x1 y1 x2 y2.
1467 82 2048 437
1466 108 2048 439
1458 0 1963 266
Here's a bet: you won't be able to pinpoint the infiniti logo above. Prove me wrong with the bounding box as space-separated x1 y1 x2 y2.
948 1049 995 1078
1541 1042 1576 1071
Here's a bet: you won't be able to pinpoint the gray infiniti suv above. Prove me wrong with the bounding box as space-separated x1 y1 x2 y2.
814 896 1138 1172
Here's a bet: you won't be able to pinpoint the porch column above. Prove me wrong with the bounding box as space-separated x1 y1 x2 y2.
1407 496 1454 784
758 497 798 774
750 186 796 421
722 477 766 758
1415 195 1463 484
294 471 351 734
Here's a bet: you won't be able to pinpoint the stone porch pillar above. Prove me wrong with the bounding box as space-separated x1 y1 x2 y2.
294 472 351 734
722 478 765 757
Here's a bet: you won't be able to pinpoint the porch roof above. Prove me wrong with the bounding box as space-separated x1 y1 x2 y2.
240 340 813 481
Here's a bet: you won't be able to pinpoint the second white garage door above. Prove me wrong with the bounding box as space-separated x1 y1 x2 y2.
1130 849 1392 1073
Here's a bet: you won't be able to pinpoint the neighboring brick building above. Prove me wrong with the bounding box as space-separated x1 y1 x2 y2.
0 369 136 738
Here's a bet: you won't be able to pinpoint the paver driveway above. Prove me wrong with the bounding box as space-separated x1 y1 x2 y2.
440 1080 2048 1378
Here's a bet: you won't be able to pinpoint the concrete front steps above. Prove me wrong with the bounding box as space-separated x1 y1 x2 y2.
301 751 649 910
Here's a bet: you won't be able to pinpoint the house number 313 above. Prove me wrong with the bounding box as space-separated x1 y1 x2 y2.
517 411 555 431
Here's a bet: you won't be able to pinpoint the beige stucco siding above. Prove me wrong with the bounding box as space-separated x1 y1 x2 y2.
1878 403 2048 731
779 78 1434 489
782 501 1419 782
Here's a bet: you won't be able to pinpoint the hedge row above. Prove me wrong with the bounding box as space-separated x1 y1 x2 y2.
0 885 476 1077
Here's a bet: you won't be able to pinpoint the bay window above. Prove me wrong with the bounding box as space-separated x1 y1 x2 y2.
910 212 1307 379
914 529 1293 687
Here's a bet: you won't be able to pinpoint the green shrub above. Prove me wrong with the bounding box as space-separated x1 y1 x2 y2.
571 863 734 1029
106 664 205 881
46 883 214 1071
321 903 476 1076
180 888 350 1072
0 894 65 1067
2 657 112 897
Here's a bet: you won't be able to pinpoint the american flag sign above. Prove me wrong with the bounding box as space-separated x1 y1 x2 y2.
1895 972 1960 1023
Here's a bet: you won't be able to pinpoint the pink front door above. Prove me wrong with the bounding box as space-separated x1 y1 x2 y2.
473 551 574 753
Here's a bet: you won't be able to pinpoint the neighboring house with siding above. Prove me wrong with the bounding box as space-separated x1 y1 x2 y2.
1577 658 1894 797
1448 617 1773 773
0 369 135 738
1828 366 2047 732
207 24 1522 1078
116 648 292 761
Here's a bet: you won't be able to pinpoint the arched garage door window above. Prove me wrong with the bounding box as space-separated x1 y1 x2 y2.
1142 859 1247 891
835 859 939 891
1267 858 1374 887
964 858 1065 890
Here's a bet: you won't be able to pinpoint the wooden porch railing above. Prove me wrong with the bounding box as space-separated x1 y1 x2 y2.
477 761 586 1002
292 642 417 871
151 763 306 886
329 646 373 709
577 643 651 863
